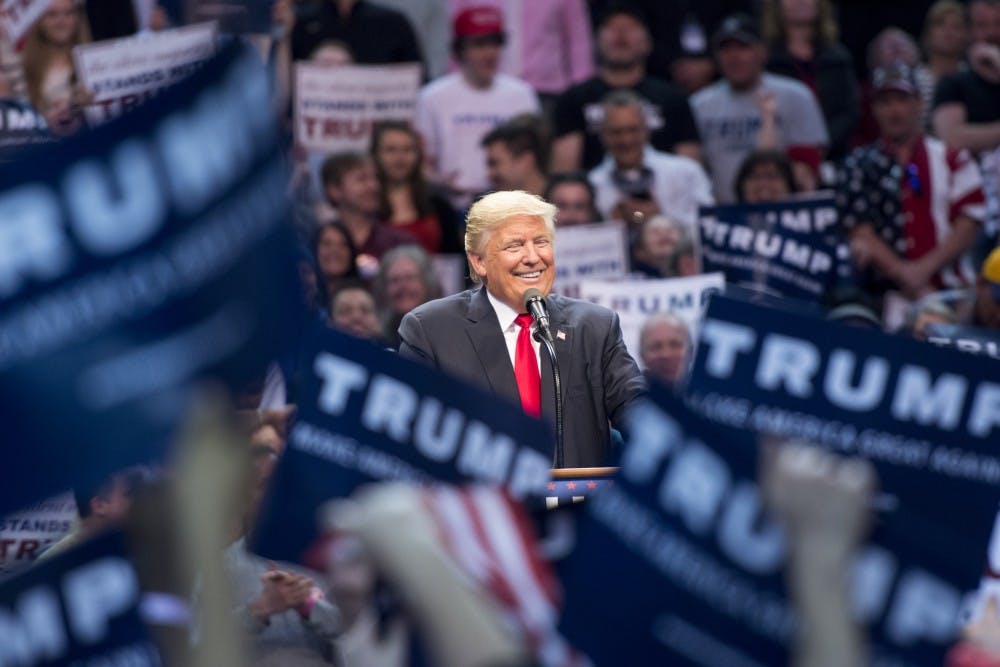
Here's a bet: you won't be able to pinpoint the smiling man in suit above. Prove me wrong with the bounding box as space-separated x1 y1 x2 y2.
398 190 645 467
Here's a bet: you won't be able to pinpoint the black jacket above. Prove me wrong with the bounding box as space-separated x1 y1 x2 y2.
767 42 859 160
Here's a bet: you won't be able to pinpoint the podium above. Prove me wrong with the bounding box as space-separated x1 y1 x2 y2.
545 467 617 509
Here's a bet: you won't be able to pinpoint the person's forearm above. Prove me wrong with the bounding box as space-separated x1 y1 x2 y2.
551 134 582 172
673 142 701 163
915 216 979 276
938 121 1000 153
852 226 902 277
789 535 867 667
757 116 778 149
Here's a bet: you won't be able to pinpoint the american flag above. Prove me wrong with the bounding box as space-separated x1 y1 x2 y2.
421 486 591 667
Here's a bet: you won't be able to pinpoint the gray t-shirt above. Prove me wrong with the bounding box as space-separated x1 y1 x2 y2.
690 73 829 203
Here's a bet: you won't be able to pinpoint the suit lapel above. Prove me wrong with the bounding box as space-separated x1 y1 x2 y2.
540 296 574 426
465 287 520 405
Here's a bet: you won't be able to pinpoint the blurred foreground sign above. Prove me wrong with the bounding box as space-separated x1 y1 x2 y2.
0 44 300 516
685 295 1000 529
185 0 270 33
252 325 553 563
0 530 161 667
560 385 987 666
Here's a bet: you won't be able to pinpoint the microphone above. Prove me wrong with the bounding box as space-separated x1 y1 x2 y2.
522 288 551 339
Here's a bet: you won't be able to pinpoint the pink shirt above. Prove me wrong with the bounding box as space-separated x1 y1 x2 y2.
449 0 594 94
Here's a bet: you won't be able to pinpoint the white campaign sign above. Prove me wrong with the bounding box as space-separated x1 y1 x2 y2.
0 492 75 574
0 0 51 44
73 22 218 125
553 221 628 298
294 62 421 154
579 273 725 365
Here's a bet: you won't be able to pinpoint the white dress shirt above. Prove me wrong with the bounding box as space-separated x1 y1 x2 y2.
486 289 542 375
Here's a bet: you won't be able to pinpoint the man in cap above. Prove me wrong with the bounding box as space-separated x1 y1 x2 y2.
838 64 986 303
690 13 828 203
416 6 539 209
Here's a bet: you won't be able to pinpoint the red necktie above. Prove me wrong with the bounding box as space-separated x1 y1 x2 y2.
513 314 541 417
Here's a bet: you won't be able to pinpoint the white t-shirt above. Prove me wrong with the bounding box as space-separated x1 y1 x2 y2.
416 72 539 206
589 146 714 231
690 73 829 204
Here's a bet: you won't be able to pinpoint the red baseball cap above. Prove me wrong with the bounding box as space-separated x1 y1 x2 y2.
453 6 504 38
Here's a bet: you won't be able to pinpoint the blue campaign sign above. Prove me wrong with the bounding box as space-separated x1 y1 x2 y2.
0 43 302 517
684 294 1000 532
251 325 555 563
925 323 1000 360
0 530 161 667
0 99 51 159
187 1 272 33
559 384 987 667
698 196 848 301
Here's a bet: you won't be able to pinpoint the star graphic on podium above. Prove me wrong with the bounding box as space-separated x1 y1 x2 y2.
547 482 556 491
587 481 597 489
566 481 576 490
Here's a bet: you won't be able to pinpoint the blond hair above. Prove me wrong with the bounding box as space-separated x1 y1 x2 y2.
922 1 968 52
22 0 90 112
761 0 839 46
465 190 556 284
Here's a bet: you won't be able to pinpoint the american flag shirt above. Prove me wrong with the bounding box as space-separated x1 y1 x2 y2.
837 135 986 289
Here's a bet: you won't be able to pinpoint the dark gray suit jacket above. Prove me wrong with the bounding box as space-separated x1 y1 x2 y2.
398 286 646 467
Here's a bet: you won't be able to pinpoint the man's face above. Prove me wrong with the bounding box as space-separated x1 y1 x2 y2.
601 105 647 169
971 1 1000 47
459 34 503 84
741 162 792 203
597 14 650 68
468 214 555 311
385 256 428 315
550 182 595 226
717 40 766 90
872 90 922 143
327 163 380 216
332 288 381 338
640 320 690 384
639 220 679 259
485 142 526 190
92 477 132 524
974 279 1000 329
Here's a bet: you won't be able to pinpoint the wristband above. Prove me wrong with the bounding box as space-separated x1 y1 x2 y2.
297 587 324 619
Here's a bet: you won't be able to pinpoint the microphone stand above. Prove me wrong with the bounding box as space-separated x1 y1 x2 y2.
534 326 565 468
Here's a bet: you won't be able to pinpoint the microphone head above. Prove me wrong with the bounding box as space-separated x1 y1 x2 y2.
522 288 544 310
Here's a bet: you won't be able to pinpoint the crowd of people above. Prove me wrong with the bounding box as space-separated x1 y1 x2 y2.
2 0 1000 665
265 0 999 386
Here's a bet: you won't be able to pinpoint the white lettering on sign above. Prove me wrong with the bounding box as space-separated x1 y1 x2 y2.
0 556 139 666
0 49 273 301
311 351 550 497
698 318 1000 439
622 400 971 646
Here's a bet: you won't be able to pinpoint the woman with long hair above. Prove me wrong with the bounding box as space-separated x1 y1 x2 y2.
314 222 360 308
762 0 858 159
922 1 969 85
21 0 90 134
370 120 460 255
